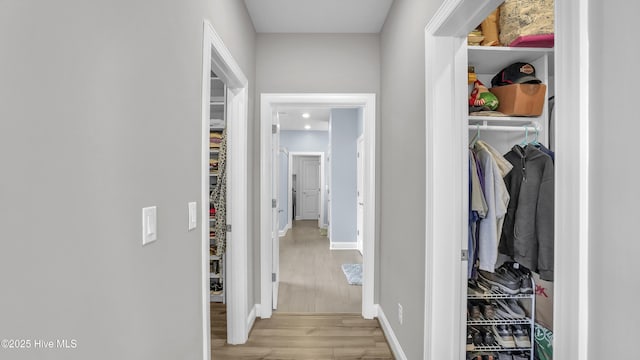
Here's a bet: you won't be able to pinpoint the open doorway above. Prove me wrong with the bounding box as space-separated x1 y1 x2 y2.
260 94 377 320
201 20 250 355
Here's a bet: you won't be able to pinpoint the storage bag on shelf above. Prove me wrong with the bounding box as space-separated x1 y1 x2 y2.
499 0 554 46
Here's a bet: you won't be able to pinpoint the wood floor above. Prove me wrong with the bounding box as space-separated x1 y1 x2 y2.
211 303 394 360
278 220 362 313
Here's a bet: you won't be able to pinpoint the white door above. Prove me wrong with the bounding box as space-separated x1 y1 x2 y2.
300 156 320 220
271 115 280 310
356 136 364 255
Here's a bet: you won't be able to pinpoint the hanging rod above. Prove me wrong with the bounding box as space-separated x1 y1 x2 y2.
468 123 539 132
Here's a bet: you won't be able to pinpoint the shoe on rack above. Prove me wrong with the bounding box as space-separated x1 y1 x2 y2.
511 324 532 348
511 353 529 360
494 299 526 318
468 301 483 320
467 353 483 360
469 326 484 347
468 279 490 296
478 269 521 295
492 324 516 348
501 262 533 294
483 353 498 360
481 302 495 319
467 331 476 351
483 329 496 346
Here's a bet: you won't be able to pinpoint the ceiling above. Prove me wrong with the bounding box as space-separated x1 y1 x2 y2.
244 0 394 33
278 107 330 131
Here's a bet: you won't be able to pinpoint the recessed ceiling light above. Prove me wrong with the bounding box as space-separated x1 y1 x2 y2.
302 113 310 119
304 125 311 130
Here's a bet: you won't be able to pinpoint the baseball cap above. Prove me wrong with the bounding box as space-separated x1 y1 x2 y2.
491 62 542 87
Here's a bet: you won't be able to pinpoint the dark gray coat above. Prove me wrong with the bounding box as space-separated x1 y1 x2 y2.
499 145 554 281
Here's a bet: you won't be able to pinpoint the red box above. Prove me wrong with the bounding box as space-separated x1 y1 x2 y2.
489 83 547 116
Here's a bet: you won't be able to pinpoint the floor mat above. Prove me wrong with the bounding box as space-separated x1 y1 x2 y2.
341 264 362 286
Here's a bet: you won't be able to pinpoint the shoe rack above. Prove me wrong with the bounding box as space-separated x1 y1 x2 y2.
466 277 535 359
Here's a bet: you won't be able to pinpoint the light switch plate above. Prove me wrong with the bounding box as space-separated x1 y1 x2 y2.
188 202 197 231
142 206 157 245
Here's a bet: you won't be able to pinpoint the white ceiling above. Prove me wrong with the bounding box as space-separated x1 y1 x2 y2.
244 0 394 33
278 107 330 131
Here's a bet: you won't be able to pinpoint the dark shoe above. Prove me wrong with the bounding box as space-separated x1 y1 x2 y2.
483 353 498 360
501 262 533 294
478 269 521 294
483 329 496 346
470 326 483 346
468 302 482 320
481 302 495 319
494 299 526 318
492 324 516 348
511 324 532 348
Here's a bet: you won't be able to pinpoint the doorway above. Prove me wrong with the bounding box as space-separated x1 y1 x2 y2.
288 152 326 231
201 20 250 355
423 0 589 358
260 93 377 320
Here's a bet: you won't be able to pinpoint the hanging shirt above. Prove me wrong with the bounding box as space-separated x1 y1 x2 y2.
468 150 488 278
474 141 511 272
499 145 554 281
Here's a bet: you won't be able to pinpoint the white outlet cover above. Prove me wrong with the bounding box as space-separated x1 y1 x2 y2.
188 202 197 231
142 206 157 245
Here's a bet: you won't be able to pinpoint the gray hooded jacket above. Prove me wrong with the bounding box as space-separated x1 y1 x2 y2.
499 145 554 281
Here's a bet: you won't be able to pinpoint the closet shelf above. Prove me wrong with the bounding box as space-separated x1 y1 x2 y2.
469 116 540 124
210 273 221 279
468 46 554 74
468 292 533 300
471 345 533 352
467 317 532 326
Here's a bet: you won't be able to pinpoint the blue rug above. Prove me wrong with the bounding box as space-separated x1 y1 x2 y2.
341 264 362 286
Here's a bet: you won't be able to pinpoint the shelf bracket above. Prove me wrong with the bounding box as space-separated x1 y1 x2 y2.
461 249 469 261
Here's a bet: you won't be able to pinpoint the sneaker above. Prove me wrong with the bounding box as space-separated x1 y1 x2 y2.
511 324 532 348
501 262 533 294
481 302 495 319
483 353 498 360
478 269 521 294
469 326 484 346
492 324 516 348
494 299 526 318
467 333 475 351
468 302 482 320
483 329 496 346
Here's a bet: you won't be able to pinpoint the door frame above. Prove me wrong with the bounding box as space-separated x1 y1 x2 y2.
260 93 377 319
423 1 590 359
356 134 364 255
201 20 250 353
288 152 325 230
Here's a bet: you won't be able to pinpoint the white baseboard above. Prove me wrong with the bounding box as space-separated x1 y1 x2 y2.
247 304 257 334
376 304 408 360
330 241 359 250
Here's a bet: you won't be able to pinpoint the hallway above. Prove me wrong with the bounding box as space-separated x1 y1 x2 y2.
211 303 394 360
278 220 362 313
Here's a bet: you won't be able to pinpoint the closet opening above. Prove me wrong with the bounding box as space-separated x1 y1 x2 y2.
201 20 250 357
423 0 589 359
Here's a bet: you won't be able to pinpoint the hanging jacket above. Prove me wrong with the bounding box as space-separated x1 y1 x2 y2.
474 141 511 272
499 145 554 281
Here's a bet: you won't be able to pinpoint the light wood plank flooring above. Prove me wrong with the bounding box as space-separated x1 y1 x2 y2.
278 220 362 313
211 303 394 360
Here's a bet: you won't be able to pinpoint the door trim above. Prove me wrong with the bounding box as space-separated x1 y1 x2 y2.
288 152 325 230
423 1 589 359
201 20 249 353
260 93 377 319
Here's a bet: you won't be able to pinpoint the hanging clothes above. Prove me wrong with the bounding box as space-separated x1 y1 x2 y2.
499 144 554 281
211 130 228 256
468 149 488 278
473 140 512 273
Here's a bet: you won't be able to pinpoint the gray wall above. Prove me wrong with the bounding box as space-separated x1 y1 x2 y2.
254 33 380 304
0 1 255 359
379 0 443 358
588 0 640 357
329 109 359 243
